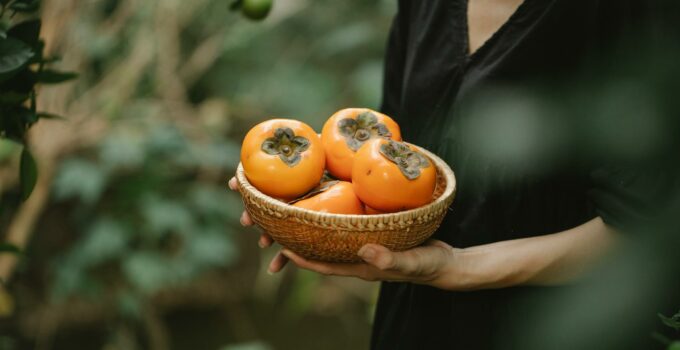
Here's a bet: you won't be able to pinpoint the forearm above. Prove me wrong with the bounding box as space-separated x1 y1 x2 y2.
440 217 620 290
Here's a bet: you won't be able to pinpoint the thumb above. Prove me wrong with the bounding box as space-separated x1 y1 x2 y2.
358 244 417 273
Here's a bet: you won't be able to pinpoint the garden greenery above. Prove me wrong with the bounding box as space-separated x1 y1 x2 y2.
0 0 75 200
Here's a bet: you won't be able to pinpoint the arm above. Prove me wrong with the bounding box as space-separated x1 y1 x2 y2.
229 177 619 291
439 217 618 290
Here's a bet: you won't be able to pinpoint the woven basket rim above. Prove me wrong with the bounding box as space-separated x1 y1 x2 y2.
235 144 456 221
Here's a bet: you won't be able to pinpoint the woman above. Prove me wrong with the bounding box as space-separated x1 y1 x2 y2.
229 0 667 348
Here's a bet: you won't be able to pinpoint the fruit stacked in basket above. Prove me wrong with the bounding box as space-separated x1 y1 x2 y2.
235 108 456 262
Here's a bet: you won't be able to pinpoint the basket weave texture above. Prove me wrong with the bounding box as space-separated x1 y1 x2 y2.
236 146 456 262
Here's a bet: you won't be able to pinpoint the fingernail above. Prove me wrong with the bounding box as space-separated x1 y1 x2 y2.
266 269 275 276
359 247 375 260
281 249 292 258
258 240 265 248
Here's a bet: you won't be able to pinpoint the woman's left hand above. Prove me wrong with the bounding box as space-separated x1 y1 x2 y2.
276 240 460 289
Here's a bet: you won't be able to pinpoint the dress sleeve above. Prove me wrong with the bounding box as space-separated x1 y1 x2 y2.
587 163 678 231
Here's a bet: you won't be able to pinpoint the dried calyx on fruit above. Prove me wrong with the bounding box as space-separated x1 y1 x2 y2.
379 140 431 180
261 127 310 167
338 111 392 151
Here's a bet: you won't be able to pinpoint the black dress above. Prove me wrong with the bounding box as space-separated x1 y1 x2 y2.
371 1 671 349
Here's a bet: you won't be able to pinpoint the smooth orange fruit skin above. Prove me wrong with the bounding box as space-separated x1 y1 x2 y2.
321 108 401 181
364 205 386 215
352 139 436 212
293 181 365 214
241 119 325 200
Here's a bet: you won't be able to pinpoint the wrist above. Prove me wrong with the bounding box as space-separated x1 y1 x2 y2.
435 245 529 291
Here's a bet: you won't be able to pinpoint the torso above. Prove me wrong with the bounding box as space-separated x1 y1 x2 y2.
373 1 634 349
467 0 525 54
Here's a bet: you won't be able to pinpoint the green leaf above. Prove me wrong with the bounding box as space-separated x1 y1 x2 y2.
0 91 29 104
0 37 34 75
659 312 680 331
0 243 22 255
230 0 243 11
7 19 41 47
0 19 9 39
14 105 37 124
39 55 61 64
9 0 40 13
34 69 77 84
53 158 107 204
36 112 66 120
669 341 680 350
19 147 37 201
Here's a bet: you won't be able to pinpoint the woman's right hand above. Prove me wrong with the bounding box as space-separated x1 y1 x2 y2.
228 177 290 274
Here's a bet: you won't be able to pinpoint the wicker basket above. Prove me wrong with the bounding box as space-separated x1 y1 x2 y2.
235 145 456 262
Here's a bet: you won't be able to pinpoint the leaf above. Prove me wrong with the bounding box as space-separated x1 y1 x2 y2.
659 312 680 331
39 55 61 64
34 69 77 84
0 67 36 91
36 112 66 120
0 91 29 104
14 105 37 124
53 158 107 204
19 147 37 201
7 19 41 47
0 37 34 75
0 19 9 39
9 0 40 13
0 243 22 255
230 0 243 11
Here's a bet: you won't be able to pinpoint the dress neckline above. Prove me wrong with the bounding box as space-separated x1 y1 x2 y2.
464 0 532 66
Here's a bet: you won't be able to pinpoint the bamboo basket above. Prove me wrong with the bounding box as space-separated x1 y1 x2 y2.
235 146 456 262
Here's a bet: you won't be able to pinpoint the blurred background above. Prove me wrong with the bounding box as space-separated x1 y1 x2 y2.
0 0 396 349
1 0 680 349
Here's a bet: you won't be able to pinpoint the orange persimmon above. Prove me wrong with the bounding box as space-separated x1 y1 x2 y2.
293 181 365 215
321 108 401 180
241 119 325 200
352 139 436 212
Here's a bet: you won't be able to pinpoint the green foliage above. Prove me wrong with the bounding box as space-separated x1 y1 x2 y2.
18 145 35 199
8 0 394 347
0 0 76 199
660 310 680 332
51 121 241 302
0 242 21 254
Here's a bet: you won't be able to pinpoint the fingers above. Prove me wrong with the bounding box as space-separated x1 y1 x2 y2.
239 211 253 226
280 249 372 279
228 177 238 191
258 233 273 248
267 250 289 274
357 244 419 274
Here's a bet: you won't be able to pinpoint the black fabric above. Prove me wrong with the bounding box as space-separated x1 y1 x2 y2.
371 1 671 349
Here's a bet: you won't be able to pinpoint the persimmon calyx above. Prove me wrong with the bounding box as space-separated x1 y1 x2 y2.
261 127 310 167
379 140 431 180
338 111 392 151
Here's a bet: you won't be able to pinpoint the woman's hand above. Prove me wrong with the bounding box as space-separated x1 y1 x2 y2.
281 240 460 289
229 175 462 287
231 176 617 290
229 176 291 273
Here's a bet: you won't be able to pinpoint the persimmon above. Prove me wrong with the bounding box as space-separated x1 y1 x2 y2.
352 139 436 212
364 206 386 215
321 108 401 180
292 181 365 215
241 119 325 200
